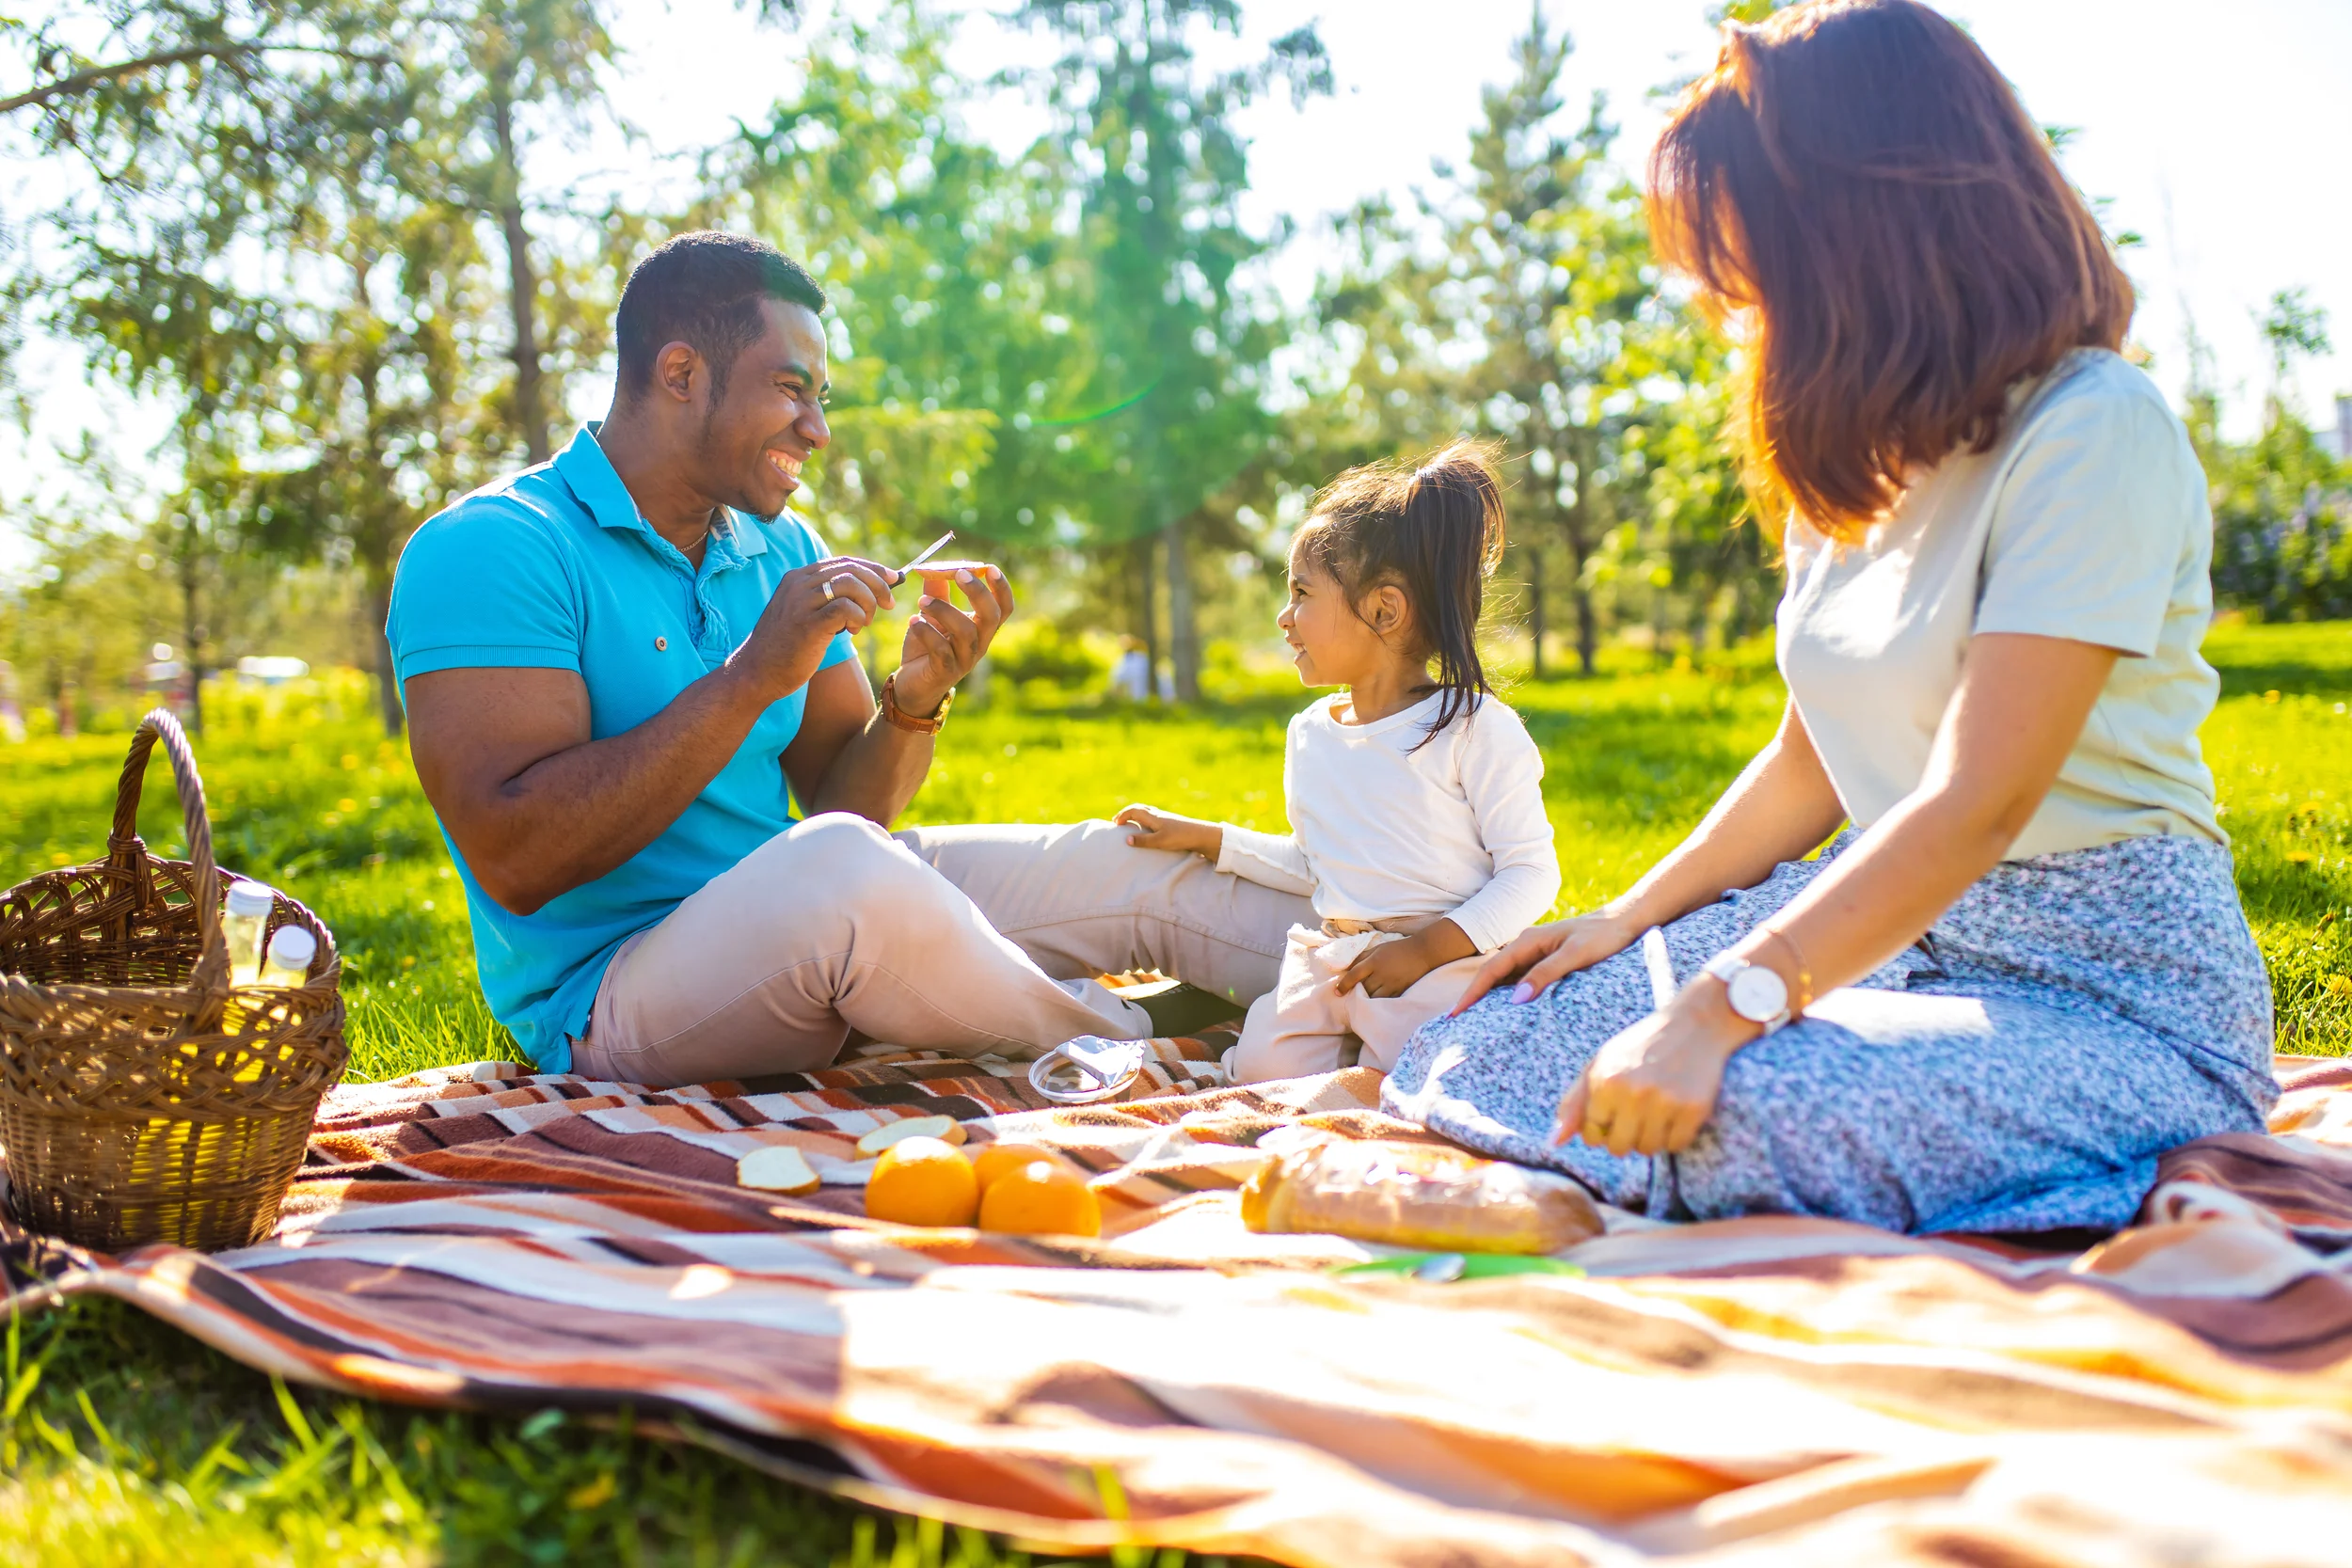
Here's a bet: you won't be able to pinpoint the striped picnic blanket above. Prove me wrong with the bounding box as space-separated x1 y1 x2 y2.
7 1034 2352 1567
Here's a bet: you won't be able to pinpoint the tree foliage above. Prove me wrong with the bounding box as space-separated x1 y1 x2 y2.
0 0 2340 739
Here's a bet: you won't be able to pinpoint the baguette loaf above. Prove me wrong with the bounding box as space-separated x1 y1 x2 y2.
1240 1136 1601 1255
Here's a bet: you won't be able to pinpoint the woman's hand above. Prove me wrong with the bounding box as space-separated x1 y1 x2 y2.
1555 981 1756 1155
1115 804 1224 861
1449 912 1641 1015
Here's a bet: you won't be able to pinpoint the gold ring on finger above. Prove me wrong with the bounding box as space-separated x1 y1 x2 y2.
821 578 837 602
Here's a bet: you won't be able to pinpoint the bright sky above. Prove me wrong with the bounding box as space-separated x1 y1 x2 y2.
4 0 2346 563
608 0 2351 428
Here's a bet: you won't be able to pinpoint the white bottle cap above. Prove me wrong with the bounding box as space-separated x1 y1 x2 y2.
224 880 276 917
265 926 318 974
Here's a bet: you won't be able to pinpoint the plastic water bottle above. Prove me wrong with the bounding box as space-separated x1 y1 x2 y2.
259 926 317 988
222 880 275 986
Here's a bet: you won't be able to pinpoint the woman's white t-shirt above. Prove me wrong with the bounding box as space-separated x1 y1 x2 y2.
1775 347 2223 861
1216 691 1561 952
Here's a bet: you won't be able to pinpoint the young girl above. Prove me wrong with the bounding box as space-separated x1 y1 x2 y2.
1116 441 1561 1082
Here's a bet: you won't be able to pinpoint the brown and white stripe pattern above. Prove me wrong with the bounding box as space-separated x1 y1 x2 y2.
5 1037 2351 1566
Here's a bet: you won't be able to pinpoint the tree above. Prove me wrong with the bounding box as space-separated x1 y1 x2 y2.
7 0 660 734
721 3 1060 559
427 0 622 464
2200 293 2352 623
1313 8 1664 676
1009 0 1328 701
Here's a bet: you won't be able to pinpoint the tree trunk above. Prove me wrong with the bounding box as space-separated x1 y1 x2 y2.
1164 514 1200 703
1564 430 1598 676
47 657 75 738
490 87 550 465
1527 545 1546 680
179 530 206 737
366 570 404 737
1134 533 1159 696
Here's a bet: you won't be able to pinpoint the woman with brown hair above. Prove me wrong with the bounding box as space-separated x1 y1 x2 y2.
1383 0 2274 1234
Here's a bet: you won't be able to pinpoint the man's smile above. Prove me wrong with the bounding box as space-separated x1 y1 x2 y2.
767 449 804 488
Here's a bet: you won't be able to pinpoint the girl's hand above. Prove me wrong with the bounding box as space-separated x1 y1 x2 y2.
1449 912 1640 1015
1333 919 1474 999
1553 982 1755 1155
1115 804 1224 861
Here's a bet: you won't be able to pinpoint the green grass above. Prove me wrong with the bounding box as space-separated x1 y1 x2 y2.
1 624 2347 1562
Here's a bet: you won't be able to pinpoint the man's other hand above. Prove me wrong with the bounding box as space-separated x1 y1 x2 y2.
731 556 898 702
894 565 1013 717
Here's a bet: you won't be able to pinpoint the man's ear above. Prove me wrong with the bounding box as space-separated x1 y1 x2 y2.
655 340 701 405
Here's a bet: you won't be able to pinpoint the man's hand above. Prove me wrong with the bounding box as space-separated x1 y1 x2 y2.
1115 804 1224 861
728 555 898 702
894 565 1014 717
1334 919 1476 999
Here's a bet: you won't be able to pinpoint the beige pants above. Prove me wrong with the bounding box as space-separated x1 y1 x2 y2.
1226 925 1486 1084
569 813 1313 1088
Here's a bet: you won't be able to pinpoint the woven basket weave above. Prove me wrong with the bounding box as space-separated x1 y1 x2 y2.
0 709 347 1252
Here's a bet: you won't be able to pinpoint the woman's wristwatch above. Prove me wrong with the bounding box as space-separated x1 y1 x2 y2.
1701 953 1793 1035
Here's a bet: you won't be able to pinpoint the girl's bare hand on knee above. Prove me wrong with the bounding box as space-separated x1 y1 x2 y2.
1450 912 1639 1015
1114 804 1224 861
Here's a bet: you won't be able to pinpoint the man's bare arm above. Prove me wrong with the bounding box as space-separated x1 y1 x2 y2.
781 565 1015 825
778 660 933 826
407 555 898 915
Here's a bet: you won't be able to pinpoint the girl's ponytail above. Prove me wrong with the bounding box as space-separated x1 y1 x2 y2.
1296 437 1507 749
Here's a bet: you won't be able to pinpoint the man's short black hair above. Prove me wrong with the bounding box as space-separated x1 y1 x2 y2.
613 231 827 406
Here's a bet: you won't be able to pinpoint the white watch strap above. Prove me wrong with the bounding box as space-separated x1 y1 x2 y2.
1704 952 1793 1030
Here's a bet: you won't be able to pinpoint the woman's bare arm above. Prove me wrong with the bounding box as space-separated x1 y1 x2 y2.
1722 632 2120 1003
1454 697 1848 1009
1564 632 2122 1156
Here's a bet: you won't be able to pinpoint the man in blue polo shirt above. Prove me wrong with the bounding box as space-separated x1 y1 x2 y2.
389 231 1310 1085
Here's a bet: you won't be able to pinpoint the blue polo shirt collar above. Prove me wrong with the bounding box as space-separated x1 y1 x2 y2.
552 423 770 570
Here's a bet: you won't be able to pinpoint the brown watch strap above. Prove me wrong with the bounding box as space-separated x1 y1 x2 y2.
881 673 952 735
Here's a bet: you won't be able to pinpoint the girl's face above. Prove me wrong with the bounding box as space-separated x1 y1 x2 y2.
1278 540 1393 689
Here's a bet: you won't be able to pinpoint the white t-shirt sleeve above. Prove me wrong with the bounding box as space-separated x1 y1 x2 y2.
1214 707 1317 896
1216 824 1316 896
1438 701 1561 952
1975 377 2197 658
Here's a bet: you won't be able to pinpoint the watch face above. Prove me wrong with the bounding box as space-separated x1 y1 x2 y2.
1726 964 1789 1023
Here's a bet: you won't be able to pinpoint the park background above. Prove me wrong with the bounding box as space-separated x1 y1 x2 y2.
0 1 2349 1564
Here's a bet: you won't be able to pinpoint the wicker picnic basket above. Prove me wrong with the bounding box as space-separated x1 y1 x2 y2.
0 709 346 1252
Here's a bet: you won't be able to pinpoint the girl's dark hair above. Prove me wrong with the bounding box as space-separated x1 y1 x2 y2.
1295 438 1506 749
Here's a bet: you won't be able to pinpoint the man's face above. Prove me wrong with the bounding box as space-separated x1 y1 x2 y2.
694 296 832 521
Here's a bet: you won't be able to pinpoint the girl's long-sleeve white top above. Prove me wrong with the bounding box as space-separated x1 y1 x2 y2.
1215 690 1561 953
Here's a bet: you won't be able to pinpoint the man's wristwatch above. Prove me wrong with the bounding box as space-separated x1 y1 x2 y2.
881 673 953 735
1701 953 1793 1035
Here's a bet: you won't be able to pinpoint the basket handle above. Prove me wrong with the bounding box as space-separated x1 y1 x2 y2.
110 707 230 995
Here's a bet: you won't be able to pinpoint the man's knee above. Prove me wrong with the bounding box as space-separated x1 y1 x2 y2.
777 812 957 918
785 810 898 863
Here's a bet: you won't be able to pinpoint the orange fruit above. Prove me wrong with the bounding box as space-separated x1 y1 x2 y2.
864 1136 978 1227
971 1140 1066 1192
977 1160 1102 1238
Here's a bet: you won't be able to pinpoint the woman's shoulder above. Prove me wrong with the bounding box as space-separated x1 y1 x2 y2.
2009 349 2186 462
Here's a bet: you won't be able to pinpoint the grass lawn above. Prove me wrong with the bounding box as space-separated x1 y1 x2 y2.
0 620 2346 1564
